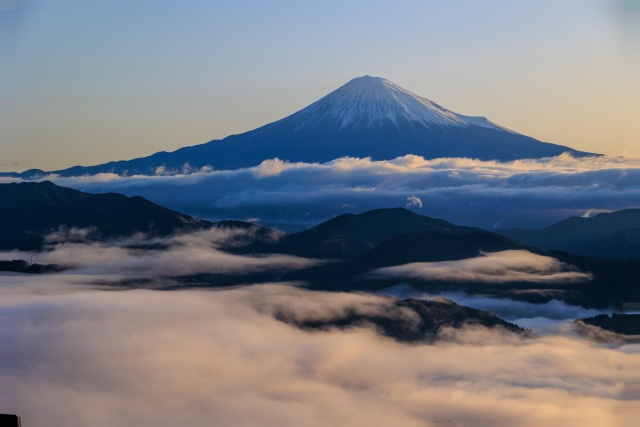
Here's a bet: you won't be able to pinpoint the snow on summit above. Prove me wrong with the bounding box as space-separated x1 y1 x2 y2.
19 75 593 178
286 76 510 132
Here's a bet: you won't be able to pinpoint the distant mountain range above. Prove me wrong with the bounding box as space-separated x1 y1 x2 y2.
9 76 595 179
5 182 635 262
242 207 481 259
496 210 640 260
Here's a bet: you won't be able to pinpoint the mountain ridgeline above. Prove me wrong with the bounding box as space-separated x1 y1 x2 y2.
496 210 640 260
3 181 632 309
276 297 526 343
242 207 481 259
0 181 212 250
12 76 595 179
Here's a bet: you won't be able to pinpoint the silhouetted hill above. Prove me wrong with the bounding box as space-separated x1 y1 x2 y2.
577 313 640 337
248 208 480 259
276 297 526 342
2 180 90 208
275 229 629 309
0 181 90 232
1 181 213 250
574 230 639 260
496 209 640 257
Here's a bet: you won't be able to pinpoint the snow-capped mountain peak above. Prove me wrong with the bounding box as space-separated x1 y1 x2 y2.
21 75 591 178
285 76 512 133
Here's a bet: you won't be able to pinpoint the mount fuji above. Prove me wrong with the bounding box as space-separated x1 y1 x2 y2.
18 76 594 178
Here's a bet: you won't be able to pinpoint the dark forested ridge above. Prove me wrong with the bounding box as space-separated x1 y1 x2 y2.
0 181 212 250
240 208 480 259
496 209 640 259
277 297 527 342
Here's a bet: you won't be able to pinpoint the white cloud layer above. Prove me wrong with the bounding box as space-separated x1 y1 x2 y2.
1 233 639 425
368 250 592 284
0 228 313 282
28 153 640 229
1 280 639 426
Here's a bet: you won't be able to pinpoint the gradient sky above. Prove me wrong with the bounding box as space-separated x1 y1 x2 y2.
1 0 639 172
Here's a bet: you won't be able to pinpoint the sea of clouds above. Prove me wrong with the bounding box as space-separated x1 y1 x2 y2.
3 153 640 424
2 230 639 425
31 153 640 230
367 249 592 284
2 281 639 426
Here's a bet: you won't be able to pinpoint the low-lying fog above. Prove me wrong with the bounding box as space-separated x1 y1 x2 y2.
1 230 639 425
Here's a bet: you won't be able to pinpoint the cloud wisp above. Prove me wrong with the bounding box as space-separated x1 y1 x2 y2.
25 153 639 229
1 227 314 283
379 285 609 331
367 250 592 284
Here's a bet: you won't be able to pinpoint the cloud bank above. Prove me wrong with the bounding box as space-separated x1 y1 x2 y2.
1 227 313 283
1 231 638 425
33 153 640 229
368 250 592 284
1 280 638 426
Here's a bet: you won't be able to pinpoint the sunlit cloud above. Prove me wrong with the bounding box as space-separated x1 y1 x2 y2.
29 154 639 229
367 250 592 284
2 227 312 282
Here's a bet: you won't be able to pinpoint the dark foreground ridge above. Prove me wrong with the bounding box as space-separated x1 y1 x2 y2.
241 207 480 259
1 181 213 250
276 297 527 342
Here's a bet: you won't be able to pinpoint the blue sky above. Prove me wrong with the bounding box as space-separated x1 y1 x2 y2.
1 0 639 171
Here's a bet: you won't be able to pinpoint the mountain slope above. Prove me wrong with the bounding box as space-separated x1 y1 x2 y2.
574 231 633 260
285 230 537 281
0 181 213 250
17 76 595 178
243 208 480 259
496 209 640 256
281 230 629 309
277 297 526 342
334 231 530 276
